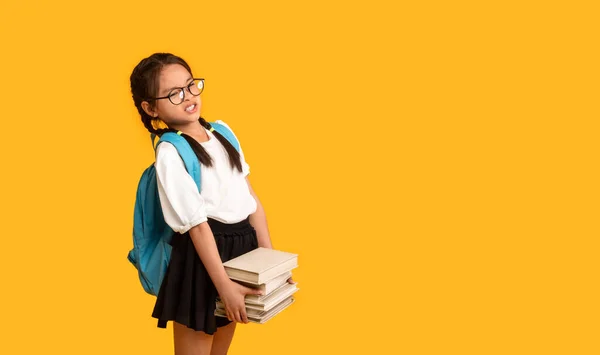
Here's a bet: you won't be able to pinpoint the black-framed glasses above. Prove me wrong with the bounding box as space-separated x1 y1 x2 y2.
146 78 205 105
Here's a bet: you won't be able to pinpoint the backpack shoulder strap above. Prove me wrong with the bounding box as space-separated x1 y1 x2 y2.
154 132 202 191
209 121 240 152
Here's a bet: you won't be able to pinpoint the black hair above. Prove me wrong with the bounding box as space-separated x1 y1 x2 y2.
129 52 242 172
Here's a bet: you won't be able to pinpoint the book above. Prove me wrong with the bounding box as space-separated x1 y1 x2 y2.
222 247 298 285
217 283 299 312
235 270 292 297
215 296 295 324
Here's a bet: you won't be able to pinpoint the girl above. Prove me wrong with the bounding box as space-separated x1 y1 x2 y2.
129 53 293 355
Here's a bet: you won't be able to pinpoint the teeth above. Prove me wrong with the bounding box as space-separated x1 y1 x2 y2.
186 104 195 112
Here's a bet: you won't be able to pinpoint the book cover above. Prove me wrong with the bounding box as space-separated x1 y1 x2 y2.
223 247 298 284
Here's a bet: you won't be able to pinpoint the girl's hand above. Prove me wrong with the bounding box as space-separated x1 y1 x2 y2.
219 280 263 323
287 276 296 284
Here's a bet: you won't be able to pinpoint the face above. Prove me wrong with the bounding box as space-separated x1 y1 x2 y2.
143 64 202 127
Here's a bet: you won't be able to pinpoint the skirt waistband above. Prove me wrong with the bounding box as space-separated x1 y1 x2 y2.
170 217 253 246
206 216 252 233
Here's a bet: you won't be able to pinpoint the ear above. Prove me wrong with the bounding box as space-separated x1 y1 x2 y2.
141 101 158 118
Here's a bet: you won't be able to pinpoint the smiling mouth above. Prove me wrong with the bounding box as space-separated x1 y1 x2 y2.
185 104 197 112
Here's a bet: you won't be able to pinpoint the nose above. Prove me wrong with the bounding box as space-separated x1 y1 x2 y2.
184 86 197 101
181 88 191 102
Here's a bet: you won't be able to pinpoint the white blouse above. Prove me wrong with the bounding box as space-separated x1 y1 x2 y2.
154 120 257 233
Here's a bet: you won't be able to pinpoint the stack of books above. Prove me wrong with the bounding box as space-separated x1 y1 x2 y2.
215 247 299 324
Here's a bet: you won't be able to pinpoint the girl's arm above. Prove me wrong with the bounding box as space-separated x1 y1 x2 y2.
246 176 273 249
189 222 234 290
188 222 262 323
246 177 295 284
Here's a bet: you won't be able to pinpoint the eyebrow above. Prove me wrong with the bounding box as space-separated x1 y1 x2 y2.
162 77 193 95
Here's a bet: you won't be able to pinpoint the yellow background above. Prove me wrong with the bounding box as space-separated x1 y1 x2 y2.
0 0 598 354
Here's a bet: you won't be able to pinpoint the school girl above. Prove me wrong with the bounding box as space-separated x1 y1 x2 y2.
129 52 293 355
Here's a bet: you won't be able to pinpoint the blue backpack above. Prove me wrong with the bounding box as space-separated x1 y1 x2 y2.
127 121 240 296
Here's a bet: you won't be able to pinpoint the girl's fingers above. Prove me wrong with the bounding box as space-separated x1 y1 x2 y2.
239 284 262 296
246 287 263 296
241 308 249 323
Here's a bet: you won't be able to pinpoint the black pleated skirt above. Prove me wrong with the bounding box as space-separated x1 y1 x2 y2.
151 217 259 334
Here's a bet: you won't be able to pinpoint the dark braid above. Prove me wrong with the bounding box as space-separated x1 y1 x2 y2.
203 118 243 173
130 52 243 172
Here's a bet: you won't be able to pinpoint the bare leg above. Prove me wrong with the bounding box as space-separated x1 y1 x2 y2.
173 321 214 355
210 322 237 355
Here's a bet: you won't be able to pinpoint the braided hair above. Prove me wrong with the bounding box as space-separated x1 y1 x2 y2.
130 53 242 172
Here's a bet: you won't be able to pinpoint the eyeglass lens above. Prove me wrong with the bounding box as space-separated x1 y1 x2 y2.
169 79 204 104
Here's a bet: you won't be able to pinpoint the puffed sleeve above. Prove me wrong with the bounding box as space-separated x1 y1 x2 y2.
215 120 250 176
155 142 208 233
